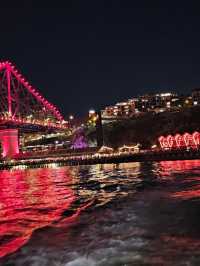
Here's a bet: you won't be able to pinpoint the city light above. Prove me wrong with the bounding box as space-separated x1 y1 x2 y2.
89 109 95 115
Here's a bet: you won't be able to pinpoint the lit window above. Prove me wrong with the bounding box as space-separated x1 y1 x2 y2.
166 102 171 107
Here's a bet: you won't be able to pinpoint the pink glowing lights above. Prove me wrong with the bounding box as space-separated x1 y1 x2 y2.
0 61 66 129
158 131 200 149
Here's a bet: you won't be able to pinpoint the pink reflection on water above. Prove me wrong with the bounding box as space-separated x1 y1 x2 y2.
172 188 200 200
160 160 200 173
0 166 79 258
160 160 200 200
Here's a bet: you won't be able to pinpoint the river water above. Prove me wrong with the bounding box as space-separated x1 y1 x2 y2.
1 160 200 265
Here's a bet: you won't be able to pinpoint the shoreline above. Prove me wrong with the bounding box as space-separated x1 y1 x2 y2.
1 149 200 169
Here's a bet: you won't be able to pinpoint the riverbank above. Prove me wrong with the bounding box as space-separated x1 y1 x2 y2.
1 149 200 169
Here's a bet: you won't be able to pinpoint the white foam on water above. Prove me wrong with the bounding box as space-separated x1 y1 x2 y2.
65 256 97 266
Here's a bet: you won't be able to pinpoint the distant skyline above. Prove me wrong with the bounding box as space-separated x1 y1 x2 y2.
1 1 200 117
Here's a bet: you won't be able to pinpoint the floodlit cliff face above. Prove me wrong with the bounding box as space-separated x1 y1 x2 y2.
102 106 200 149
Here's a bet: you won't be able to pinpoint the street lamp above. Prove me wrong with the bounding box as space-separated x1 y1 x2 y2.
89 109 95 117
69 115 74 120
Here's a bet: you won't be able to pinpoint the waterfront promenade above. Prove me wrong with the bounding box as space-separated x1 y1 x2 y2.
1 148 200 169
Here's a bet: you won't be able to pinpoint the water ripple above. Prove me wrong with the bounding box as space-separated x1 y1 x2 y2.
2 160 200 265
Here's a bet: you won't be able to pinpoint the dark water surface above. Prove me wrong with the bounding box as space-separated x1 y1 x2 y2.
1 160 200 265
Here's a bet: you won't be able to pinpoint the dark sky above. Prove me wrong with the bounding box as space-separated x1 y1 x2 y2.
1 1 200 117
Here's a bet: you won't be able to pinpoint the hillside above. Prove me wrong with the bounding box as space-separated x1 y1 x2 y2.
102 106 200 149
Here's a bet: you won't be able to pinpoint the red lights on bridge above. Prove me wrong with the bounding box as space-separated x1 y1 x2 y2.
158 131 200 149
0 61 66 129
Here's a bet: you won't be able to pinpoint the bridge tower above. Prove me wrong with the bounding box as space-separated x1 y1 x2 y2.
0 61 66 158
0 129 19 158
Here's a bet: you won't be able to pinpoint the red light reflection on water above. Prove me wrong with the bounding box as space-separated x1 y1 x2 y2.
160 160 200 173
160 160 200 200
0 166 82 258
172 187 200 200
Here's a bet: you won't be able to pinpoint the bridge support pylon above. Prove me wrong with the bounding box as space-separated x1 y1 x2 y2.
0 129 19 158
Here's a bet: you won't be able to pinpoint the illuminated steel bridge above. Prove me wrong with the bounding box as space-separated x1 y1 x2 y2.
0 61 67 158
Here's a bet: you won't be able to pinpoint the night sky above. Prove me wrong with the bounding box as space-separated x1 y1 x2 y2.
2 1 200 117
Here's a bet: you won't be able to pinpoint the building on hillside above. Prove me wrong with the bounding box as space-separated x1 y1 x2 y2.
101 92 183 121
101 100 135 119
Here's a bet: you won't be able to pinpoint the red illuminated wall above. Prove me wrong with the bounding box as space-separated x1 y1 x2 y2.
0 129 19 158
